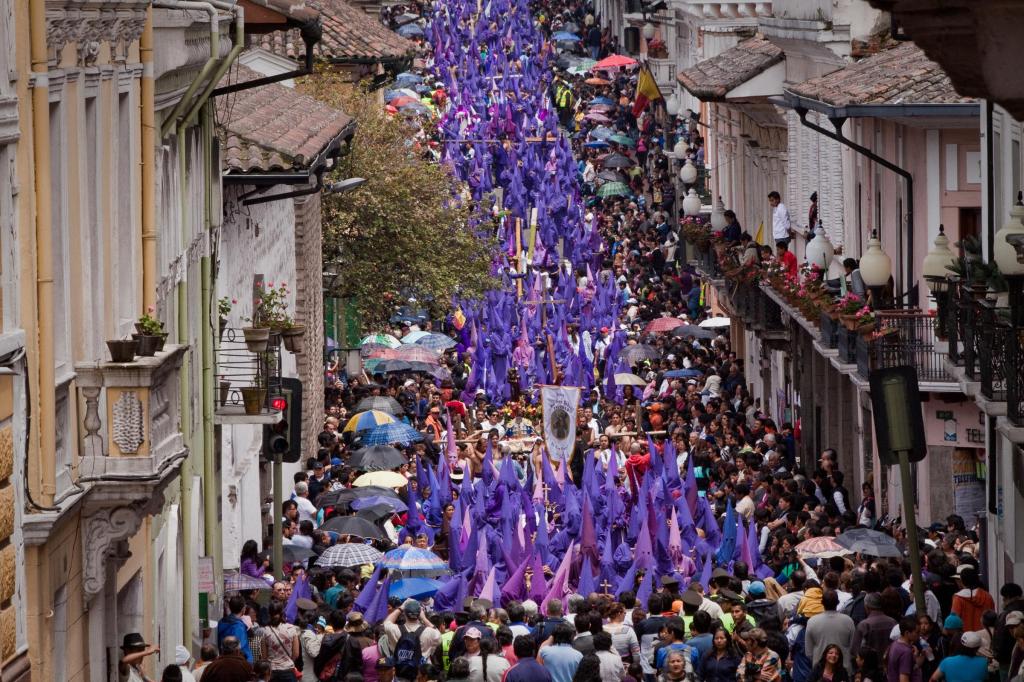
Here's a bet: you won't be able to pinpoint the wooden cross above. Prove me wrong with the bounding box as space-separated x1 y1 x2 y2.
600 579 614 595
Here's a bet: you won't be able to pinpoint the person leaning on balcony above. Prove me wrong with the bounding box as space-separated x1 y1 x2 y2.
740 234 760 266
722 210 742 243
776 241 798 279
843 258 867 298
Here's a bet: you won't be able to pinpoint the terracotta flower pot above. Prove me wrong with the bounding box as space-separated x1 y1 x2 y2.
281 325 306 353
107 339 139 363
240 387 266 415
242 327 270 353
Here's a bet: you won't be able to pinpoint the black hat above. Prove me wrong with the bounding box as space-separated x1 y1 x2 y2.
660 575 679 587
711 567 731 581
681 590 702 608
719 589 743 604
122 633 148 650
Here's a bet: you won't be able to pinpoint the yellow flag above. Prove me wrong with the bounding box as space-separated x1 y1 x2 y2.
755 220 765 245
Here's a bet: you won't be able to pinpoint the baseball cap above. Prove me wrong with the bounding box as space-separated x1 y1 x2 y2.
747 581 765 598
961 631 982 649
404 600 422 617
464 627 483 639
1007 611 1024 626
944 614 964 630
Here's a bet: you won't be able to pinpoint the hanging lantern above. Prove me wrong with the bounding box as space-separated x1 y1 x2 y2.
993 194 1024 276
709 196 727 231
643 22 656 40
921 224 957 293
679 158 698 184
860 230 892 287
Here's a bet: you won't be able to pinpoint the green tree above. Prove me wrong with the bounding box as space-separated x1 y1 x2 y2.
301 67 497 330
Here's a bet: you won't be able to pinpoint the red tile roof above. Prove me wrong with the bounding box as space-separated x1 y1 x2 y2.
242 0 318 24
677 36 783 101
217 63 354 173
786 42 973 107
257 0 416 64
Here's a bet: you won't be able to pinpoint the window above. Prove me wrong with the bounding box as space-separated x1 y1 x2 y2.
1012 138 1021 199
116 91 137 336
84 95 104 354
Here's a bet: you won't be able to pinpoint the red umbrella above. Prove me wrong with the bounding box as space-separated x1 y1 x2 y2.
644 317 686 334
594 54 637 70
390 96 418 107
365 348 401 360
393 346 441 364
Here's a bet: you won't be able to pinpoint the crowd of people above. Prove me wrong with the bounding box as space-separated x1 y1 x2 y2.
120 1 1012 682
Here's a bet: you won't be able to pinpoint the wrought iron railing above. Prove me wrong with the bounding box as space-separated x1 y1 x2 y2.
960 286 981 380
215 327 283 413
1007 329 1024 427
820 313 839 349
856 311 952 382
978 300 1010 401
693 243 722 278
947 280 962 365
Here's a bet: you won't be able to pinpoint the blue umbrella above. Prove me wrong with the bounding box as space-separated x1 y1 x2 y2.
351 495 409 513
584 140 609 149
590 126 614 140
389 577 442 601
552 31 580 41
664 368 705 379
395 71 423 85
383 90 404 102
397 23 425 38
589 96 614 106
362 421 424 446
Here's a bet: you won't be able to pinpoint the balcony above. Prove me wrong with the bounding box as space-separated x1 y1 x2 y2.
214 327 284 425
75 345 189 483
855 311 955 387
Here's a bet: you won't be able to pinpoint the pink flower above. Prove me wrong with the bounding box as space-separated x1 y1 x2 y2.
280 281 287 287
231 298 238 304
267 281 274 288
147 305 155 313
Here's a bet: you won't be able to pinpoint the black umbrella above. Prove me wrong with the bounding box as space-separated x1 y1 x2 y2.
349 445 408 472
597 170 627 183
670 324 716 339
317 485 400 508
321 515 387 539
835 528 902 558
260 545 316 564
354 396 404 415
601 153 634 169
618 344 661 364
356 504 397 523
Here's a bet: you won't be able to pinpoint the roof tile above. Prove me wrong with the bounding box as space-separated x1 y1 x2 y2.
786 42 973 107
257 0 416 64
677 36 784 101
217 62 353 173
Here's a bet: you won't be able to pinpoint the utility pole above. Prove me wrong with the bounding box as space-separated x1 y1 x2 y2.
273 450 283 580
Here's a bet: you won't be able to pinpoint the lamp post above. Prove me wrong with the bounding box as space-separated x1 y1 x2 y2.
682 188 701 217
860 230 893 309
993 192 1024 326
642 22 656 40
805 221 835 272
922 225 957 336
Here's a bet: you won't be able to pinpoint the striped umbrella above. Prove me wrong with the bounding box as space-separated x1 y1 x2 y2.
644 317 686 334
412 333 457 351
354 396 404 415
596 181 630 198
362 421 424 446
394 346 442 363
315 543 384 568
379 546 449 576
343 410 397 433
400 330 431 344
360 333 401 348
224 571 271 591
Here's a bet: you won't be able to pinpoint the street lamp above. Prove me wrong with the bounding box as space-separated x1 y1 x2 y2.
642 22 656 40
921 224 957 335
805 221 835 272
993 191 1024 325
709 196 727 231
682 188 701 217
860 230 893 308
679 157 698 185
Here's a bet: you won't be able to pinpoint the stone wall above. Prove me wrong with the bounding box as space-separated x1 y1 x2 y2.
292 193 325 460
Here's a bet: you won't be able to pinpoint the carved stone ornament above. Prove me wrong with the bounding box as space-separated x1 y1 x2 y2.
112 391 145 454
45 2 149 63
81 496 164 597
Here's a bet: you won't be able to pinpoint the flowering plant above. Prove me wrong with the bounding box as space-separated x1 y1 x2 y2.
218 297 236 318
137 306 164 335
854 306 876 326
245 281 294 330
833 293 864 316
680 215 711 246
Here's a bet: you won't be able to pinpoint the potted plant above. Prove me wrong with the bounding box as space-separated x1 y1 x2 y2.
854 307 877 335
218 297 235 343
833 293 866 330
134 308 165 357
107 337 139 363
244 281 292 351
279 320 306 353
240 375 267 415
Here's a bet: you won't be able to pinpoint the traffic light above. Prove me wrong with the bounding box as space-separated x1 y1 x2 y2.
869 366 927 466
263 377 303 463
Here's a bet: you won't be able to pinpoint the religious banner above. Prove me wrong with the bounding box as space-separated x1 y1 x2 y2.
542 385 580 461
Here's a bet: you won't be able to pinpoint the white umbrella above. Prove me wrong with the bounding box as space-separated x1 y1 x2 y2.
613 372 648 387
698 317 731 329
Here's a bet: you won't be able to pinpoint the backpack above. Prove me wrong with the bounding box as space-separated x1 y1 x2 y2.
314 632 348 681
394 624 426 679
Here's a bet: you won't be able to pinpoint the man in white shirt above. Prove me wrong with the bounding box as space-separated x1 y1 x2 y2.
769 191 793 246
293 481 318 524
